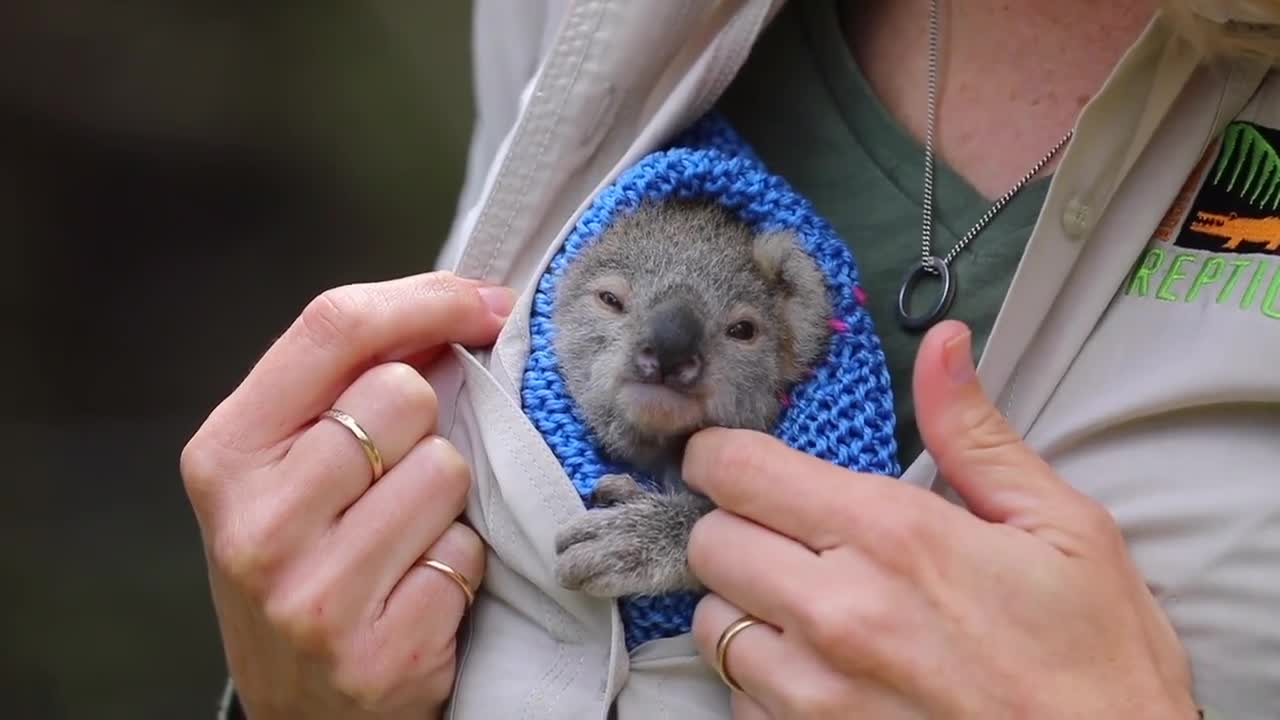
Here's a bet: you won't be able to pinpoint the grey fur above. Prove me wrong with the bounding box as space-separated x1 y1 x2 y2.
551 199 831 598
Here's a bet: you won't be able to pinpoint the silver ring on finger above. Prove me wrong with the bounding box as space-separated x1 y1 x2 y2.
319 408 385 481
419 557 476 607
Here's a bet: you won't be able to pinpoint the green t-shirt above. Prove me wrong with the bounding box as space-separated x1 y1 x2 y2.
715 0 1051 467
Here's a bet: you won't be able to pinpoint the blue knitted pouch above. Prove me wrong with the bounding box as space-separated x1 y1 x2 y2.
520 112 900 651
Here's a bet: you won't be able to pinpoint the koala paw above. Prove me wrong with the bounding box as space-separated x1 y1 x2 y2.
554 486 702 598
555 504 647 597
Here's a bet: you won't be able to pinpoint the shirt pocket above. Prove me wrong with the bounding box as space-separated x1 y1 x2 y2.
617 634 732 720
430 343 621 720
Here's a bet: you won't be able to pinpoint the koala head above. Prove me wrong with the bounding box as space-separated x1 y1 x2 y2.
551 199 832 467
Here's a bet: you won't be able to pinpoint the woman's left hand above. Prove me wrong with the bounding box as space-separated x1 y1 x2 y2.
683 320 1196 719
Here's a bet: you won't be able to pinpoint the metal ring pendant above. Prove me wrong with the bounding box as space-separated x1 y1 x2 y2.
896 256 956 333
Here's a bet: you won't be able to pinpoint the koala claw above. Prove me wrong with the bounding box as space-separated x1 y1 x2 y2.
591 473 646 506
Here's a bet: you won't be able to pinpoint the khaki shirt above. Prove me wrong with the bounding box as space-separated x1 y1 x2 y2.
224 2 1280 718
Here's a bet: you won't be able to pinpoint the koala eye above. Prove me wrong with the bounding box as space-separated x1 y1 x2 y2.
726 320 756 341
597 290 625 312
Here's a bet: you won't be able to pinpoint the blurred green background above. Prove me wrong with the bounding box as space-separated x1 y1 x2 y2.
0 3 477 717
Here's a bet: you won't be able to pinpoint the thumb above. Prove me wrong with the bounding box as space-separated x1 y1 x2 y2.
912 320 1076 527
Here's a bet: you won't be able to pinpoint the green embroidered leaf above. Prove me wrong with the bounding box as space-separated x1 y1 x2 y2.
1212 122 1280 207
1263 170 1280 209
1228 130 1253 191
1214 122 1243 183
1249 156 1272 203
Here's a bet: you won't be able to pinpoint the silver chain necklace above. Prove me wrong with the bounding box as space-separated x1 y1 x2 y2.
895 0 1074 333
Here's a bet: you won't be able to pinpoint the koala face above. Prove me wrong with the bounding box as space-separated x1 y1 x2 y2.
551 199 831 465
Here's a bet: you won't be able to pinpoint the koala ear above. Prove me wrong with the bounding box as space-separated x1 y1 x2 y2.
751 230 832 384
751 230 794 283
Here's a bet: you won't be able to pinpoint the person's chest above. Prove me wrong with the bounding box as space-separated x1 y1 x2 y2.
694 14 1279 712
1006 71 1280 718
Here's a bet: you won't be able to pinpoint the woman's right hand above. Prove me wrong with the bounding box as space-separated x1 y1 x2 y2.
180 271 514 719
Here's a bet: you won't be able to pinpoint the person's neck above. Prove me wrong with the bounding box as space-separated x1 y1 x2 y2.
842 0 1162 199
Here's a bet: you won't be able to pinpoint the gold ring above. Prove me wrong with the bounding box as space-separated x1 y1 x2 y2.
421 558 476 607
715 615 762 694
320 408 384 482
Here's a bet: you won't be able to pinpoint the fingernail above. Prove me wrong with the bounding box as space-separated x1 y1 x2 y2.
478 286 515 317
943 330 975 384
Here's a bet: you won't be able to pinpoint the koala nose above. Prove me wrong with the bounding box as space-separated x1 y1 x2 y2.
635 301 704 390
635 347 703 390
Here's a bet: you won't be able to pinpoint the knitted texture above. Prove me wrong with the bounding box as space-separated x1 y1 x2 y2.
520 112 900 650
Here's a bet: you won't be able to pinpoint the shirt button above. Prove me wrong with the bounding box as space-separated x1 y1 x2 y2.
1061 197 1094 238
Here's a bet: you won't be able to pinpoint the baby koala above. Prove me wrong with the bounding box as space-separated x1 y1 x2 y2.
551 198 832 598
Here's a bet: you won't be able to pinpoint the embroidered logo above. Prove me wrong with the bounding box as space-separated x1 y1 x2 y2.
1177 121 1280 254
1127 121 1280 319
